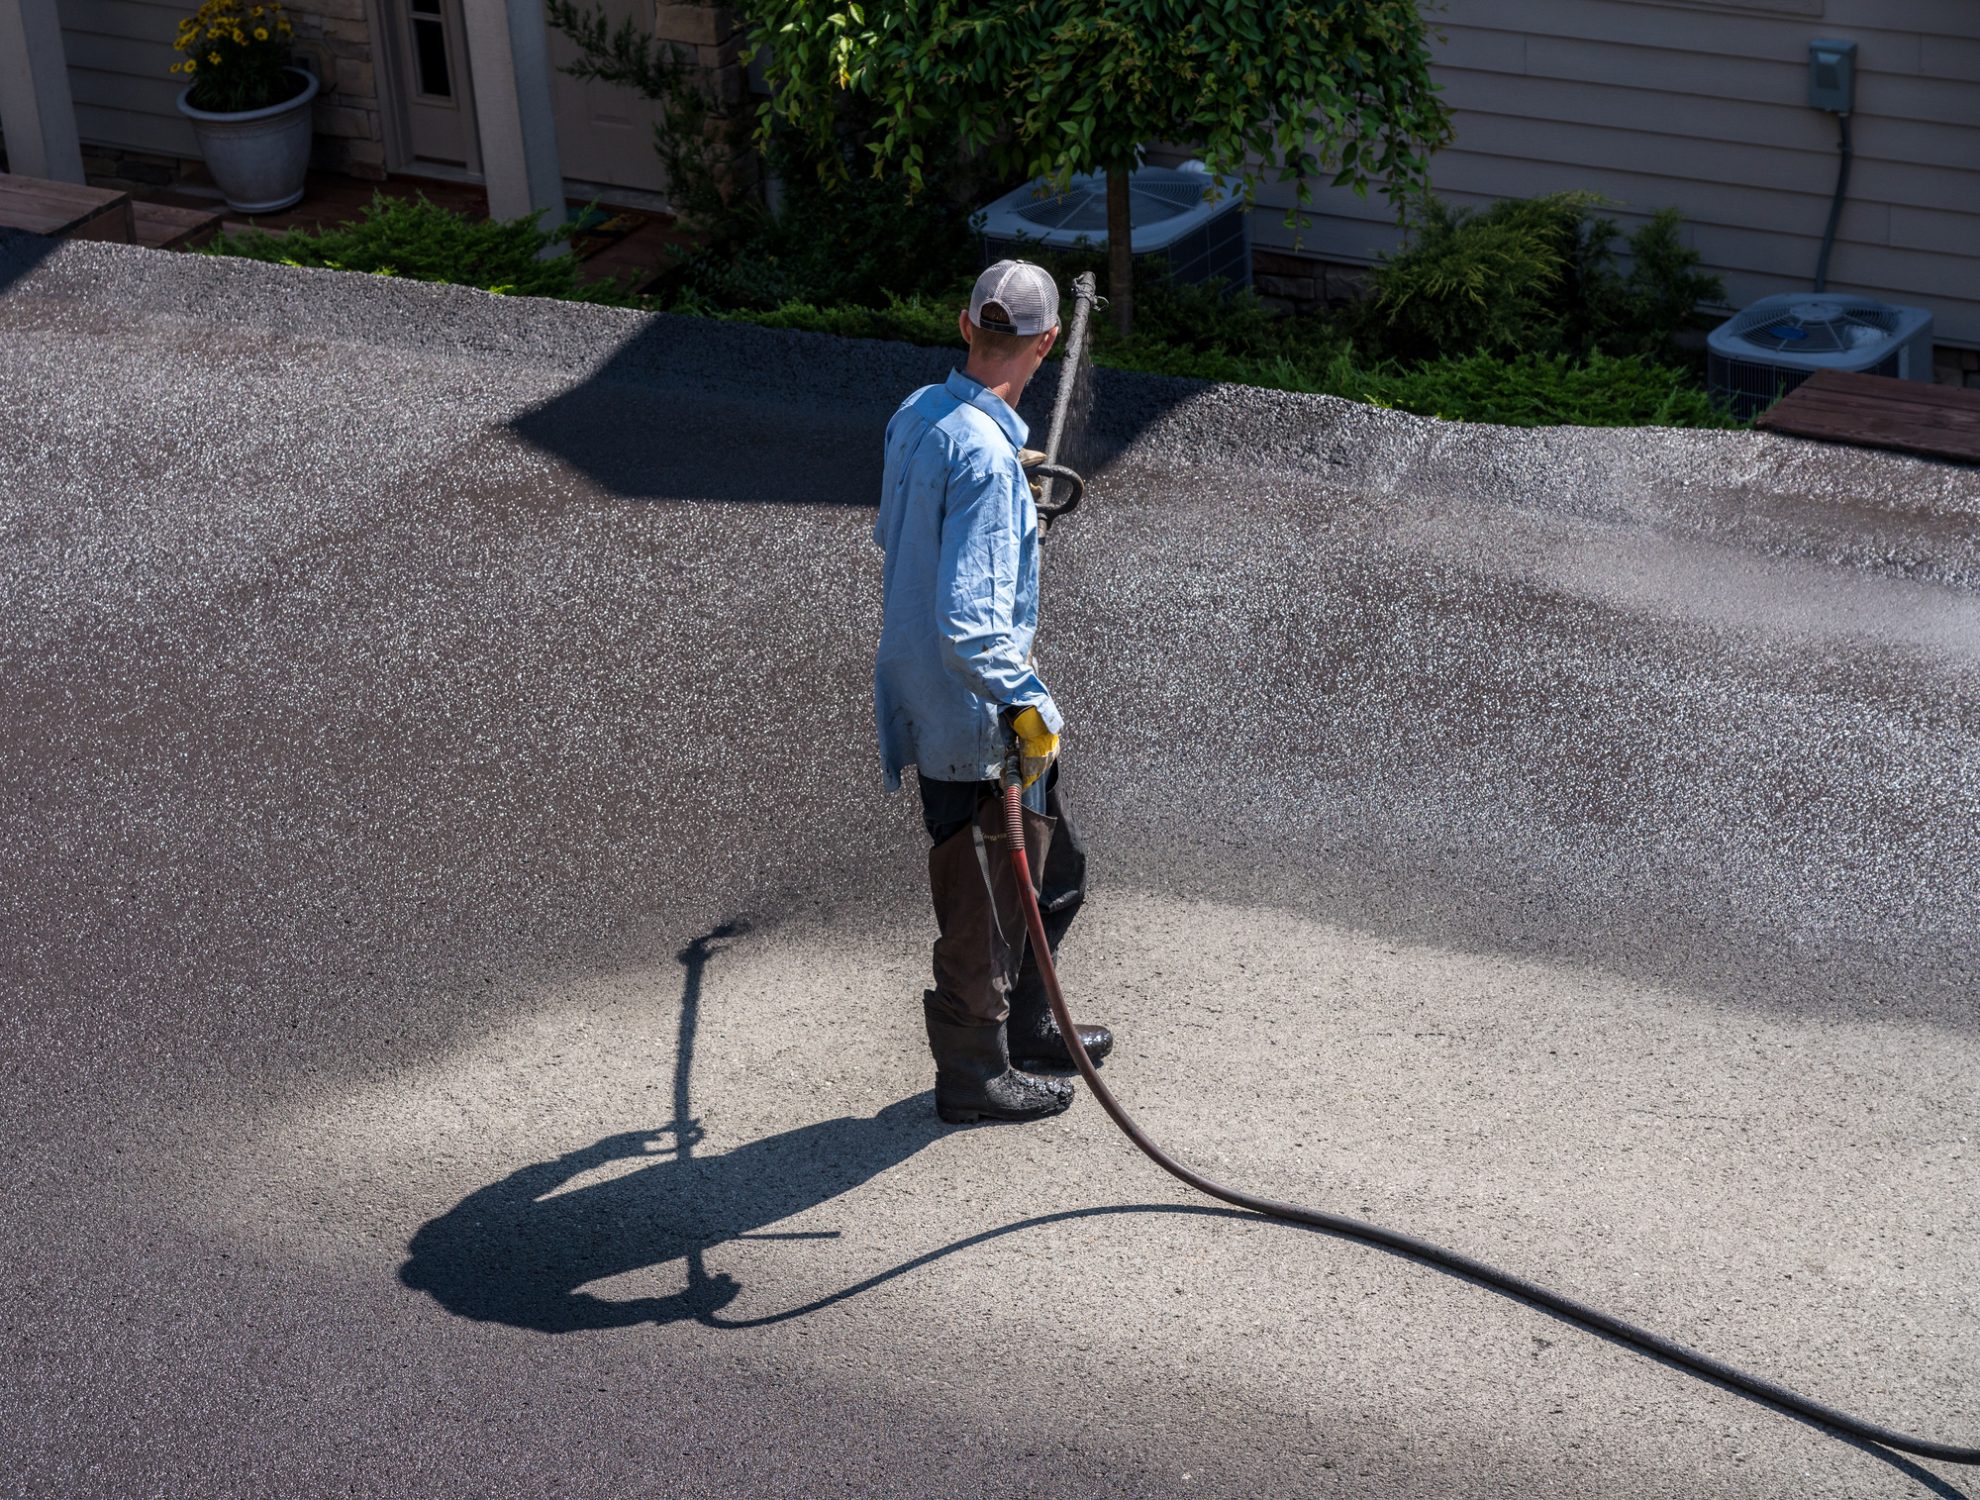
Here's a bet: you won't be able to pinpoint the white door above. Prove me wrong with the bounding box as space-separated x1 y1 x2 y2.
544 0 670 197
382 0 480 173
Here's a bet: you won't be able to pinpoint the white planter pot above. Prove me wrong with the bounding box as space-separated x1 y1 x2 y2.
176 67 320 215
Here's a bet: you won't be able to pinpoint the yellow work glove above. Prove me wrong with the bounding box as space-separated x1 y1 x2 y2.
1009 705 1059 789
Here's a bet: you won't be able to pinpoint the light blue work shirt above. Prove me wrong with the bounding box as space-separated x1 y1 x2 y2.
873 368 1063 790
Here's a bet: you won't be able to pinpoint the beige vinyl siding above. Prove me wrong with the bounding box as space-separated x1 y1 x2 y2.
58 0 199 158
1244 0 1980 345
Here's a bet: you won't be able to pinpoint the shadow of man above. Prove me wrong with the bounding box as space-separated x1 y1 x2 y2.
399 1096 943 1333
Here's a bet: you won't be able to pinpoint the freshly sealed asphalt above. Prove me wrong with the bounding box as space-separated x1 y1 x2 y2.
3 231 1977 1499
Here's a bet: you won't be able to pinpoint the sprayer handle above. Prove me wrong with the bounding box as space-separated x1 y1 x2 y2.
1031 463 1085 526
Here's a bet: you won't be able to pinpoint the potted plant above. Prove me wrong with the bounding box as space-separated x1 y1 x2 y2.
170 0 317 214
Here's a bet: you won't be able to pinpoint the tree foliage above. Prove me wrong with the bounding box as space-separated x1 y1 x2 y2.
754 1 1450 208
755 1 1450 328
534 1 1435 330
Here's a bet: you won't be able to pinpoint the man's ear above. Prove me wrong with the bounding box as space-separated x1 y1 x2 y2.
958 309 975 347
1036 324 1061 361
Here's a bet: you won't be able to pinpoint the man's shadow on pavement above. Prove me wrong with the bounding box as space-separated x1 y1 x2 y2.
395 925 1975 1500
398 1097 943 1333
400 919 948 1333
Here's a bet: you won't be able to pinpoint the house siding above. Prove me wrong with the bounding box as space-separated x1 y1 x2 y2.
1238 0 1980 346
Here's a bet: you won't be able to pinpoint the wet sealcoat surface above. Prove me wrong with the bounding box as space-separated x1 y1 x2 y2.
3 232 1977 1499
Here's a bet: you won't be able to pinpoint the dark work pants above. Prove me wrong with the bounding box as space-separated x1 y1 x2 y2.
918 762 1088 1027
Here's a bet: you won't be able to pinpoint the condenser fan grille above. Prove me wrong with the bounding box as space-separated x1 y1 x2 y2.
1728 300 1901 355
978 164 1250 289
1010 178 1209 233
1706 292 1933 421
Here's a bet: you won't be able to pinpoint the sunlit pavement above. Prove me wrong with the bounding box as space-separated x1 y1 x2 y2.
4 231 1978 1500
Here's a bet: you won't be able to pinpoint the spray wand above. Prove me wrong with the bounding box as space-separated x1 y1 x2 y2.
1019 270 1101 529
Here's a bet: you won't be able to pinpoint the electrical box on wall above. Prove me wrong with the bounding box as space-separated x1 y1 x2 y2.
1809 38 1857 113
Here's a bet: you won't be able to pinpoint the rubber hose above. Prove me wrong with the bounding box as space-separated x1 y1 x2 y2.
999 781 1977 1466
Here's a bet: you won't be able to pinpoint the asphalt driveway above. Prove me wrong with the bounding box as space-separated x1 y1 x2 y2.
3 231 1977 1499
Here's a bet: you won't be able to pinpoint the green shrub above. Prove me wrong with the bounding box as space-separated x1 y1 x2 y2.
1099 337 1737 428
1363 349 1738 427
947 238 1349 370
1592 207 1728 360
1352 192 1585 363
1356 192 1724 364
202 191 644 305
693 290 1737 429
1105 265 1345 366
677 289 964 345
197 177 1737 429
659 133 982 311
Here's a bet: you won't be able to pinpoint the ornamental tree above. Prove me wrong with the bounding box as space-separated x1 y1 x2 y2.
752 0 1453 333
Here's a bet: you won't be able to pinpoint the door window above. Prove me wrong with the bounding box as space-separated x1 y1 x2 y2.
409 0 454 99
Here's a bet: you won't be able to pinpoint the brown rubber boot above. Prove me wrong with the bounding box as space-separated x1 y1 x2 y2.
1006 771 1113 1070
922 993 1074 1124
1007 986 1115 1072
926 794 1055 1026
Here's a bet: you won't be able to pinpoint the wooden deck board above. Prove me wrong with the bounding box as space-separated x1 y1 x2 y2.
1756 368 1980 466
131 199 225 251
0 172 133 241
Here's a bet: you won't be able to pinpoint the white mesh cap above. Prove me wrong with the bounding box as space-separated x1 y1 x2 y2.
969 260 1060 336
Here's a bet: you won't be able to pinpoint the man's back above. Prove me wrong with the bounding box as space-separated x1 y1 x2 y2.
872 368 1050 791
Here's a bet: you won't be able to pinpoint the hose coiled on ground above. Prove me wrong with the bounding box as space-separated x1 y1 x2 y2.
1000 779 1977 1467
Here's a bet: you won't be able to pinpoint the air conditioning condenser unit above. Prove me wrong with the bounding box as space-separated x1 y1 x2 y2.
1707 293 1933 421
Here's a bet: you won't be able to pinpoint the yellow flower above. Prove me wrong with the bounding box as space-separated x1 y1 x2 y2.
232 27 246 41
208 49 222 62
277 19 292 33
250 3 263 12
253 25 267 39
184 59 197 72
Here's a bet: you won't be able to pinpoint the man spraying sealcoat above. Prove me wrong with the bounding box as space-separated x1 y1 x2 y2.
871 260 1116 1125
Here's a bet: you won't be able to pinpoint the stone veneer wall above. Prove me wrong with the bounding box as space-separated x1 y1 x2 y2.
287 0 387 180
1251 248 1370 314
1932 347 1980 391
651 1 756 202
